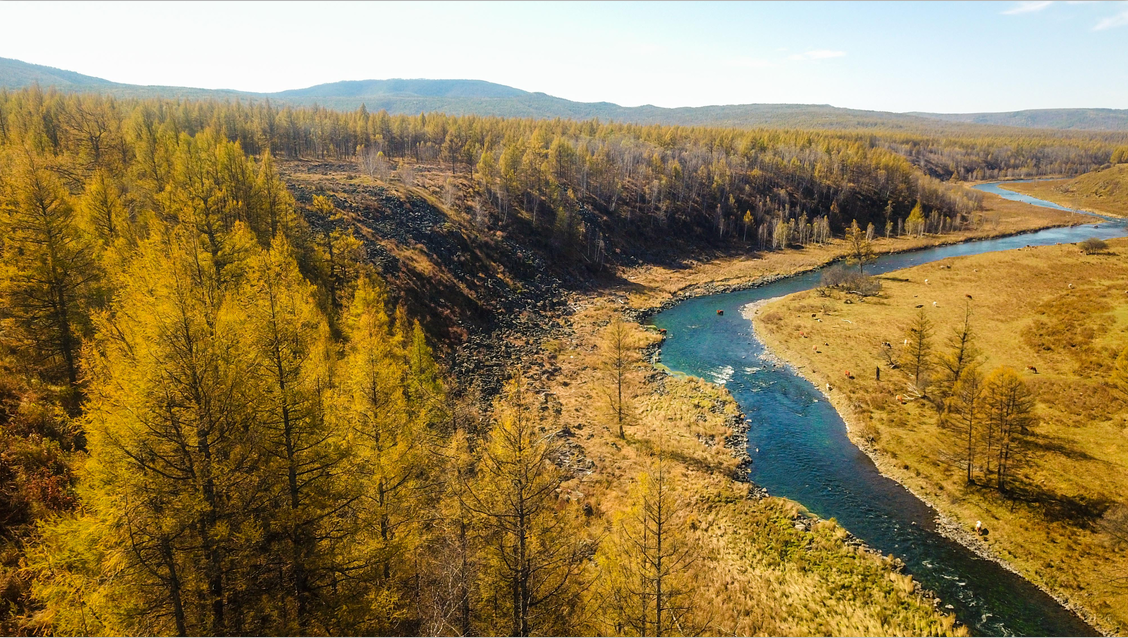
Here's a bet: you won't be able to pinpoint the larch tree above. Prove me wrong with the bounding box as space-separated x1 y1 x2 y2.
902 308 934 396
599 314 642 438
936 301 982 419
907 202 926 238
845 219 875 274
951 367 984 484
0 154 100 406
337 277 427 626
465 375 590 637
598 455 702 637
40 226 268 636
982 367 1037 492
240 234 351 633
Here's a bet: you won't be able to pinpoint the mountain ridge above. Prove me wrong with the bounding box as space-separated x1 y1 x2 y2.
3 56 1127 132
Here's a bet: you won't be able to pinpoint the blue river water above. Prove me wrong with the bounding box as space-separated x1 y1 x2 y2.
651 184 1125 636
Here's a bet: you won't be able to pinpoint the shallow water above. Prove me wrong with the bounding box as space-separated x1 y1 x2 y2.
651 187 1125 636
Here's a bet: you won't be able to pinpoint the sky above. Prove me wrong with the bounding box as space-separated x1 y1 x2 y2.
1 1 1126 113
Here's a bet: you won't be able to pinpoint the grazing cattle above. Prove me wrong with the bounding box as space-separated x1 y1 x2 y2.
717 309 724 315
882 341 892 348
813 345 819 352
896 394 906 404
932 301 938 307
844 370 853 379
826 383 833 392
1026 365 1038 374
799 331 808 338
1067 283 1074 290
966 294 973 300
658 328 667 335
925 279 930 285
904 339 910 346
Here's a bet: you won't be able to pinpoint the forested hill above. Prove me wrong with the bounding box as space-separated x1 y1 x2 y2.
4 55 1128 132
912 108 1128 132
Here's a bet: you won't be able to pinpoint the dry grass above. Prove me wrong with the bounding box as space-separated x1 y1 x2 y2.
1002 166 1128 218
755 238 1128 635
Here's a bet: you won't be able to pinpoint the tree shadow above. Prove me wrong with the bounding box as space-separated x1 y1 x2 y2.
1000 481 1113 528
1025 432 1102 463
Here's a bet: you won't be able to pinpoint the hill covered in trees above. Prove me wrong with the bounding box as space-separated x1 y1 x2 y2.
914 108 1128 132
4 56 1128 133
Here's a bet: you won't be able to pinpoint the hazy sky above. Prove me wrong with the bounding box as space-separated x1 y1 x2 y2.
2 1 1126 113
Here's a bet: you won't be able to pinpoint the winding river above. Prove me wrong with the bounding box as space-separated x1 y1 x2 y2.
651 182 1126 636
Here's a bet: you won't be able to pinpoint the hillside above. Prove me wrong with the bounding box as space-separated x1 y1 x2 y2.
1001 164 1128 217
4 56 1128 133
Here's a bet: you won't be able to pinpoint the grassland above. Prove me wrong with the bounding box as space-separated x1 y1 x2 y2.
1002 165 1128 218
753 239 1128 635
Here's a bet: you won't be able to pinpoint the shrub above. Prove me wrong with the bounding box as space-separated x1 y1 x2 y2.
1079 237 1109 255
820 264 882 296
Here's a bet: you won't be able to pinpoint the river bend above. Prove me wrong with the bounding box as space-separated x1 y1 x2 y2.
651 183 1125 636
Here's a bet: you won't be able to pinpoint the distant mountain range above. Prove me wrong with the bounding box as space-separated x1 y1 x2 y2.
4 56 1127 132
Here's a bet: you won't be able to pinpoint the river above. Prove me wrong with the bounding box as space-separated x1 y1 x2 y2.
650 183 1126 636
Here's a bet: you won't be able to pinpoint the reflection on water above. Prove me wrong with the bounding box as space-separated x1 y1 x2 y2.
651 186 1123 636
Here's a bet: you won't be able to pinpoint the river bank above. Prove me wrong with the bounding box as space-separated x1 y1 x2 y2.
998 173 1128 219
745 238 1128 636
620 188 1082 316
743 298 1115 637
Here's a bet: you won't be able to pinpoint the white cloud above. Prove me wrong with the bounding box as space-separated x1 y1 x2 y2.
1094 4 1128 29
788 50 846 61
1002 1 1054 15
